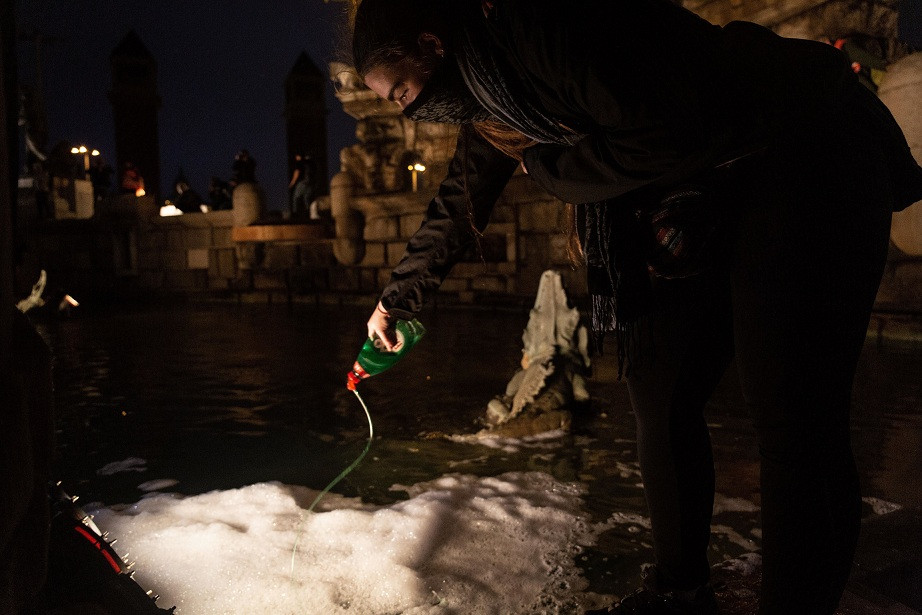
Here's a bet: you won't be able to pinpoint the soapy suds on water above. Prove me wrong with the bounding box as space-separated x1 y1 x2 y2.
88 473 610 614
86 391 612 614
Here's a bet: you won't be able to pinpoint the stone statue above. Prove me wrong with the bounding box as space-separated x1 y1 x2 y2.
16 270 47 313
329 61 364 94
340 117 419 194
481 270 591 437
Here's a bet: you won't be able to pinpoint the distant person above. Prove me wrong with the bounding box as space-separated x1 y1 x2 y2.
171 178 204 214
288 154 318 217
231 149 256 186
120 162 144 196
31 160 51 219
88 156 113 202
209 176 232 210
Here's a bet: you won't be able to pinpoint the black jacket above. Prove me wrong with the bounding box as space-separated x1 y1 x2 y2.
379 0 922 319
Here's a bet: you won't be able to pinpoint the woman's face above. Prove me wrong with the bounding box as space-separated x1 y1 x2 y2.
364 56 432 110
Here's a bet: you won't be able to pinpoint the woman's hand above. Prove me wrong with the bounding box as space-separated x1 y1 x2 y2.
367 301 399 351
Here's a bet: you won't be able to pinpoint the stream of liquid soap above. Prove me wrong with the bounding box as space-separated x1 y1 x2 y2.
289 388 373 580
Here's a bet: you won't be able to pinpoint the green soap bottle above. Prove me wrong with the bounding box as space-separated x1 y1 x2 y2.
346 319 425 390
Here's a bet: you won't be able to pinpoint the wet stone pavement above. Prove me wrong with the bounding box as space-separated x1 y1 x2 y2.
39 302 922 613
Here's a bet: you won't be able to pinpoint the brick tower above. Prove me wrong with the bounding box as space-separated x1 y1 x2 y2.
108 30 161 200
284 51 328 194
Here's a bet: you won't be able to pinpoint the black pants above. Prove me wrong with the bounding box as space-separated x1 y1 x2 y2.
625 86 895 614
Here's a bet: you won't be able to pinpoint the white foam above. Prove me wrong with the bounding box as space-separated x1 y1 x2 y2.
862 496 903 516
96 457 148 475
138 479 180 492
88 472 609 614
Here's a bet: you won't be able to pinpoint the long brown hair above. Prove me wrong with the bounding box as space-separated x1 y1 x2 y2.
350 1 583 267
473 119 584 267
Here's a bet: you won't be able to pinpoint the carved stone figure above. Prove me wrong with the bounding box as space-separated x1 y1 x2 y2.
481 270 591 437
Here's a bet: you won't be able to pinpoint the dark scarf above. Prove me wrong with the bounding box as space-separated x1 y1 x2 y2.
403 58 495 124
452 2 653 373
454 5 580 146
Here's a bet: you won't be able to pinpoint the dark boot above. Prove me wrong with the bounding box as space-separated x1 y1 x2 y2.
586 565 719 614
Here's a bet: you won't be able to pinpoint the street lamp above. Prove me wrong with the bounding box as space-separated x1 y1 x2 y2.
407 162 426 192
70 145 100 174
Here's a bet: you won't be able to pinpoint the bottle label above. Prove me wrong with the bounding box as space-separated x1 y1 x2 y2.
373 328 405 352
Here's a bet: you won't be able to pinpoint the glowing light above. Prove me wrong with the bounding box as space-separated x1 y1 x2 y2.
135 187 146 197
70 144 98 172
159 204 183 217
407 161 426 192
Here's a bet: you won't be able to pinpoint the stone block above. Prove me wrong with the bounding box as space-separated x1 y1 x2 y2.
377 268 394 289
521 236 550 266
210 248 237 279
363 216 400 241
182 227 212 249
207 209 235 227
167 229 185 251
253 271 288 290
187 248 209 270
264 244 299 269
399 213 425 238
139 270 165 289
299 243 335 268
212 226 233 247
440 278 470 293
472 274 509 293
360 242 386 267
458 290 476 304
330 267 362 291
291 267 330 292
165 269 206 290
236 243 262 270
519 201 566 233
137 248 162 271
549 234 572 265
208 276 231 290
176 212 212 229
450 261 516 277
139 229 167 252
163 250 188 271
506 233 518 262
359 268 378 290
387 242 409 266
890 260 922 309
491 202 515 223
52 177 94 219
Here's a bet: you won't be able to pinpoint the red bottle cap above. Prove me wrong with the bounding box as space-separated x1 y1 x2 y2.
345 361 368 390
346 370 361 391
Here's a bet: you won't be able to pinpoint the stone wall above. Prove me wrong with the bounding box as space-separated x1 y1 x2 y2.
13 0 919 341
135 209 236 293
322 170 584 305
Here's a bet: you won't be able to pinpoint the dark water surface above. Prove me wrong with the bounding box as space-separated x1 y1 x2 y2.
38 302 922 601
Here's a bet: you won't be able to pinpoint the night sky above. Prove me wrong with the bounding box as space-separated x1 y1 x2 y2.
15 0 358 210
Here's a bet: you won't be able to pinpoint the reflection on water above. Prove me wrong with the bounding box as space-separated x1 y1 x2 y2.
39 303 922 598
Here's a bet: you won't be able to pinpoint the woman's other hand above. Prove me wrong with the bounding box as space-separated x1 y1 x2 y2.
367 301 399 351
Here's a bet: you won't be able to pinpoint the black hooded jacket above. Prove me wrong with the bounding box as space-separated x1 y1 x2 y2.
378 0 922 320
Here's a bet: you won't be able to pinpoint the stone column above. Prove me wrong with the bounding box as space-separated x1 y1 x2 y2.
878 52 922 256
330 171 365 265
232 182 266 269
